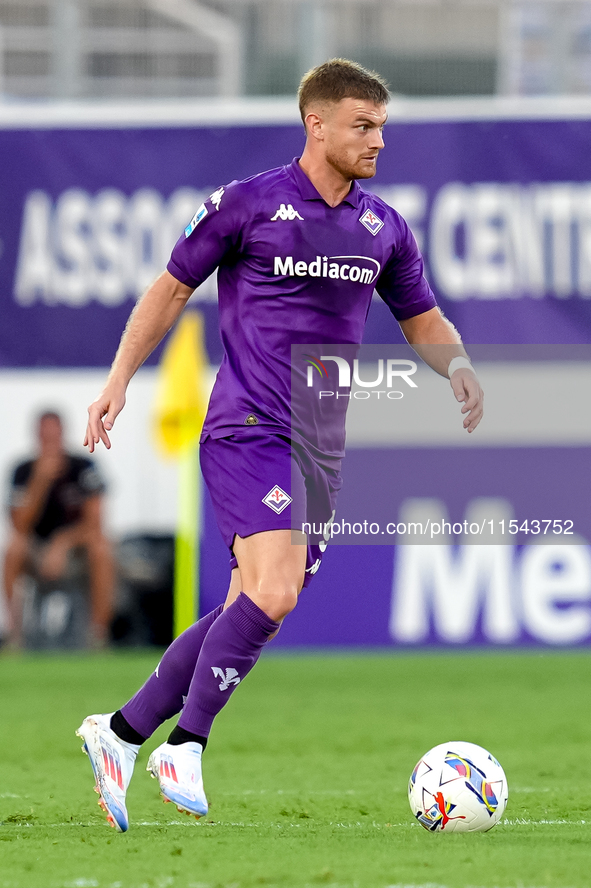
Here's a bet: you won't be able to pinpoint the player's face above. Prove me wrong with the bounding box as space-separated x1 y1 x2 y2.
323 98 387 181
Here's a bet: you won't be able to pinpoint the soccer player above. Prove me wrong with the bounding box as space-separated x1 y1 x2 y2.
77 59 483 832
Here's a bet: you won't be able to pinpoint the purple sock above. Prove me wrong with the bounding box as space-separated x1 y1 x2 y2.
121 604 224 738
178 593 279 738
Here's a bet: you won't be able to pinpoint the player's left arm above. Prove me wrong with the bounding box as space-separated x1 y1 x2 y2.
399 307 484 433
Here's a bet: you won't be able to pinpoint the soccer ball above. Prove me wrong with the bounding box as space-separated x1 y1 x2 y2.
408 741 508 833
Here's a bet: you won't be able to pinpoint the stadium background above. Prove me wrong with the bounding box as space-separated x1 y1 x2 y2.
3 5 591 888
1 0 591 649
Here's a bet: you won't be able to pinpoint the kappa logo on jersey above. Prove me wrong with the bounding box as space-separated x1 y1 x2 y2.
211 666 241 691
262 485 292 514
271 203 304 221
210 187 225 211
184 203 208 237
360 209 384 236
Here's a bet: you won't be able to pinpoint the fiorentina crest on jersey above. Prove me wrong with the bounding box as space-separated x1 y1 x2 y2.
360 209 384 236
262 485 292 514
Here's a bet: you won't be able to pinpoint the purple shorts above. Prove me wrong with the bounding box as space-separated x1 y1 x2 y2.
200 431 342 586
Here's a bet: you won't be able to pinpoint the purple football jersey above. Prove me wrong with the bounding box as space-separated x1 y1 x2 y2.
168 158 436 455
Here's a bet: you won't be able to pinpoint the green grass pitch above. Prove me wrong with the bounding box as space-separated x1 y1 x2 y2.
1 648 591 888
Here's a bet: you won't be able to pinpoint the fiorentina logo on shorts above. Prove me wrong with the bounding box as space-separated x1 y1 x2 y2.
262 485 292 514
359 209 384 236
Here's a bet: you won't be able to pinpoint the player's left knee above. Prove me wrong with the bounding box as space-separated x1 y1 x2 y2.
248 585 299 622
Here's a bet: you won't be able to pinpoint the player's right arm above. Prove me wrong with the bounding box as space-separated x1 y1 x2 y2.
86 181 242 451
85 270 194 452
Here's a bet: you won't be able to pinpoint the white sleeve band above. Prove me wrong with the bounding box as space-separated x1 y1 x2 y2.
447 356 473 378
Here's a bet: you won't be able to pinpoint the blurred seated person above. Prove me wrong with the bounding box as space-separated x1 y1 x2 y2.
3 411 114 647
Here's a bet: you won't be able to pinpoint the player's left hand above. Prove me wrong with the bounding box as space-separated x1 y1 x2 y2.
450 368 484 433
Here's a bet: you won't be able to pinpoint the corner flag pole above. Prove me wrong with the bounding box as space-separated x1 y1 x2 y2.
174 437 201 638
152 311 209 637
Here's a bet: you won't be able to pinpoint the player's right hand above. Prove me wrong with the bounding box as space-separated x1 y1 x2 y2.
84 385 126 452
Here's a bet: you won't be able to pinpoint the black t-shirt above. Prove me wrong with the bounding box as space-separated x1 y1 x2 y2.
8 455 106 540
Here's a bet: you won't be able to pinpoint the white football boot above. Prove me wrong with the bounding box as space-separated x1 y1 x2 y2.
147 741 208 819
76 713 139 832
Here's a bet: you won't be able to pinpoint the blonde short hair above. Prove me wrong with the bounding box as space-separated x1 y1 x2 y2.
298 58 389 124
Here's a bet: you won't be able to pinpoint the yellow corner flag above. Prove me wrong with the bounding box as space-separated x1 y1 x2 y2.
152 311 209 637
153 311 208 458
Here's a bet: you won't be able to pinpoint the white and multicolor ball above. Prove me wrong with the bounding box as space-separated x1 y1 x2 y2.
408 741 508 833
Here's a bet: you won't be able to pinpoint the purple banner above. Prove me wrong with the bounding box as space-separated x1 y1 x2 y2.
201 447 591 647
2 116 591 367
